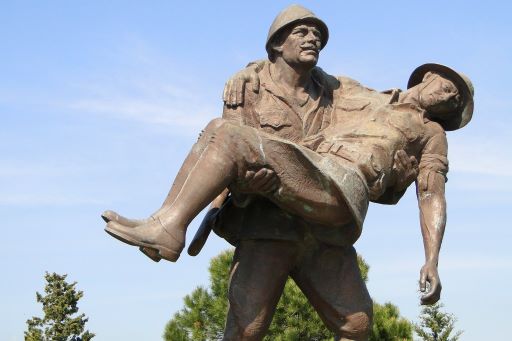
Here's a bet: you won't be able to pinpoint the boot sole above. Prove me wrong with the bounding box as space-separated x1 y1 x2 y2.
104 226 180 262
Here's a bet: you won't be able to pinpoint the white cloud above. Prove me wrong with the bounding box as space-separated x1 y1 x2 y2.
68 96 215 129
448 135 512 177
371 256 512 275
0 162 104 177
64 36 221 132
0 193 105 206
442 257 512 271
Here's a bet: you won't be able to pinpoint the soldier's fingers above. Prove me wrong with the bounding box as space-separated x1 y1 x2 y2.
421 280 440 305
255 172 277 192
232 79 238 106
397 150 409 168
222 81 230 103
231 78 240 106
250 169 273 188
410 156 419 168
236 79 245 106
409 157 419 176
419 272 427 292
226 79 233 107
262 182 279 193
393 152 403 170
244 170 255 181
229 79 238 106
395 150 406 160
259 177 278 192
250 168 268 183
250 72 260 93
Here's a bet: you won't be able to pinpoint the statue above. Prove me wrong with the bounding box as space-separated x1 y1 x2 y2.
102 5 474 340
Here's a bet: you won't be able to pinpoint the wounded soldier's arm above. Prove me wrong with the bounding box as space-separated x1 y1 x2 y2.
223 60 266 107
415 132 448 305
374 150 419 205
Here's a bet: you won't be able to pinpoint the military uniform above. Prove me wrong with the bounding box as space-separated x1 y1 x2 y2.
217 61 373 340
215 62 450 340
303 78 449 202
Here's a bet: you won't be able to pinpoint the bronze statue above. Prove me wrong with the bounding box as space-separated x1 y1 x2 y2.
102 5 474 340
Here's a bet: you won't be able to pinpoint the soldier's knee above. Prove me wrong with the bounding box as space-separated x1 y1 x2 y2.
197 118 225 141
224 308 269 341
204 117 227 134
200 119 243 149
223 325 266 341
338 311 372 341
218 121 244 139
242 320 268 340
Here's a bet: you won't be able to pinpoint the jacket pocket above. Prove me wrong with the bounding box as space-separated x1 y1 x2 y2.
336 98 370 112
257 110 292 129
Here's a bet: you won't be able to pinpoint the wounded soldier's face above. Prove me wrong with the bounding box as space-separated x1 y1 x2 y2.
418 72 462 117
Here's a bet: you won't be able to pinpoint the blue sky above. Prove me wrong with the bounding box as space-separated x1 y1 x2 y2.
1 1 511 340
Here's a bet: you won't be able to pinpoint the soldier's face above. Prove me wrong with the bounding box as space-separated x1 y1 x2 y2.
419 74 461 115
278 22 322 67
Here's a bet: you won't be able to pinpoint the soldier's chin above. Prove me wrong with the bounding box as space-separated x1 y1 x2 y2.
299 54 319 67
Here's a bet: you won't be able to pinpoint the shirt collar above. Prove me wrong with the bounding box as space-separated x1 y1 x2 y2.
259 61 325 103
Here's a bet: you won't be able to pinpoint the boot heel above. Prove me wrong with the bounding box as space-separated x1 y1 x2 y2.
139 247 161 262
158 248 180 262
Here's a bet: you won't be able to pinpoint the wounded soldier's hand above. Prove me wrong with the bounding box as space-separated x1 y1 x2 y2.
419 262 442 305
393 150 418 192
243 168 279 194
222 64 260 107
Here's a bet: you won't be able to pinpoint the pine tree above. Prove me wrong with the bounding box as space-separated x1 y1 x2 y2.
164 249 412 340
370 302 412 341
414 302 463 341
25 272 94 341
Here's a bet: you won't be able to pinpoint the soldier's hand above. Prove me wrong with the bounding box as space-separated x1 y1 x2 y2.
393 150 418 192
419 262 442 305
222 65 260 107
243 168 279 194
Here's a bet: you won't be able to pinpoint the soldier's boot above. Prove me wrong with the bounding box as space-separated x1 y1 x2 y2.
104 124 239 262
102 118 228 261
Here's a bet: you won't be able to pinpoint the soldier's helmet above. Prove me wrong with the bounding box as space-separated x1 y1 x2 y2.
408 63 474 131
266 4 329 58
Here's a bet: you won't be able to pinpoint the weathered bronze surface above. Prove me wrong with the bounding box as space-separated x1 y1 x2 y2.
102 4 474 340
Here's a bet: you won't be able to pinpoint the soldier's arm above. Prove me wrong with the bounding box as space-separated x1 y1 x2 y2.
373 150 418 205
415 132 448 305
223 60 266 107
416 169 446 305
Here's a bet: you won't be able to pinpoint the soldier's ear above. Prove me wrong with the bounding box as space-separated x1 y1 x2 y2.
272 43 284 53
422 71 434 82
268 42 283 62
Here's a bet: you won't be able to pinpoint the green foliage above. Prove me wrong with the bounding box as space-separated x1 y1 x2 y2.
358 254 370 282
414 302 463 341
164 249 412 341
163 251 231 341
25 272 94 341
266 278 333 341
370 302 413 341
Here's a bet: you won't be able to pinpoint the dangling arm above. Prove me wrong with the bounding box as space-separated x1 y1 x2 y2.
415 132 449 305
416 170 446 305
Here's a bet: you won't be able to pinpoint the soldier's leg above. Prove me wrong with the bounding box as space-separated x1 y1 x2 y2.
102 118 227 227
105 121 352 261
223 240 297 341
176 120 354 227
103 118 231 261
139 120 354 228
290 240 373 341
